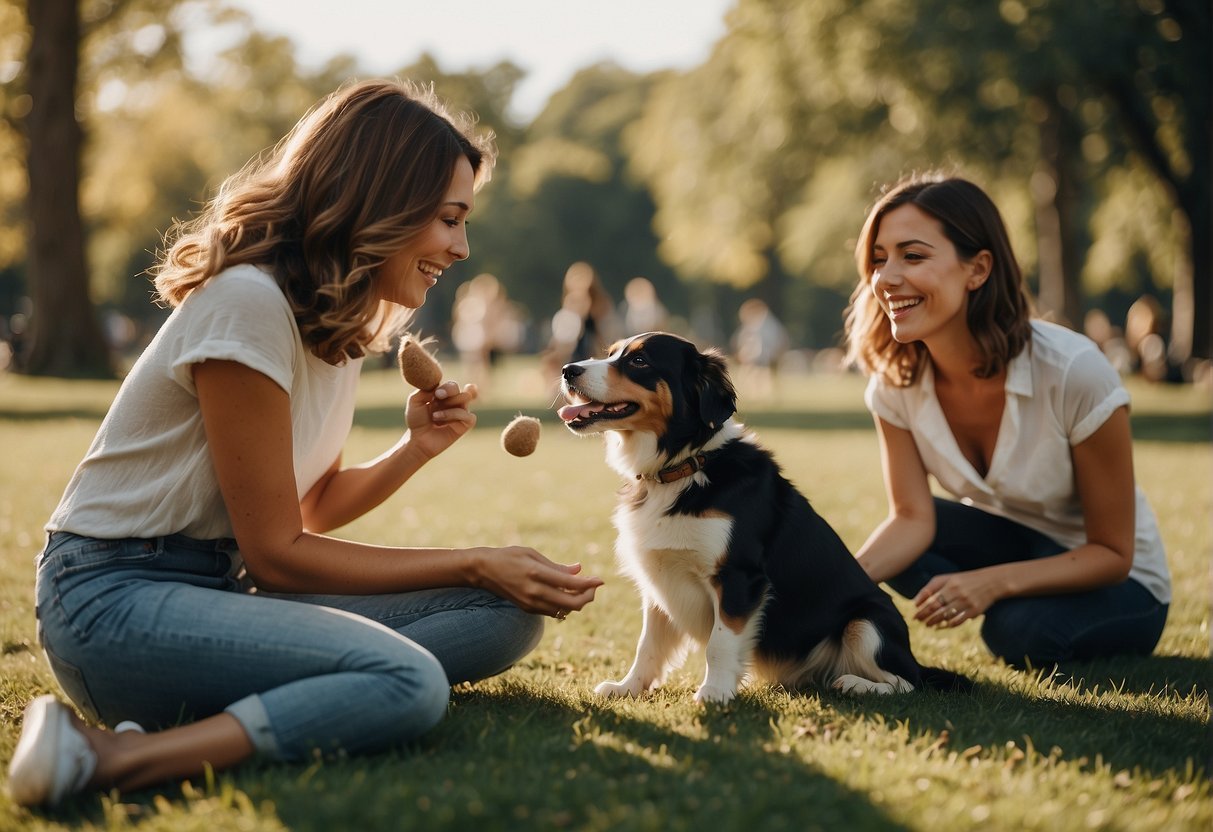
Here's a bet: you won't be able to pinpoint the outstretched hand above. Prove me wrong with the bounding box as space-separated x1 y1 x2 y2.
406 381 478 460
473 546 604 620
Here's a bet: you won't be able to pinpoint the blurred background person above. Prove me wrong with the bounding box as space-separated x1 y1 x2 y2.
542 261 620 381
731 298 788 397
1124 294 1178 383
620 276 668 335
1083 308 1132 376
451 273 526 390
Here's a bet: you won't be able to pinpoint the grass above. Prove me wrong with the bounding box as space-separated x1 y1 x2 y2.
0 360 1209 831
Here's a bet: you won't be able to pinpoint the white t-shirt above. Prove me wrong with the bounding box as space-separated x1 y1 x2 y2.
864 319 1170 604
47 264 363 540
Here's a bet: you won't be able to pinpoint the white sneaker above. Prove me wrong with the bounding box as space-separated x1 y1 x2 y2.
7 695 98 808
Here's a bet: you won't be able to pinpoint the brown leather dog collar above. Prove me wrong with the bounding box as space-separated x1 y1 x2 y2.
637 452 712 484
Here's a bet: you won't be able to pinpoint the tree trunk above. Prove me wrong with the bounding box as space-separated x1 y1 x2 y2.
1171 158 1211 367
1169 0 1212 366
1031 92 1083 330
23 0 113 378
1055 112 1084 331
754 248 787 313
1189 201 1211 363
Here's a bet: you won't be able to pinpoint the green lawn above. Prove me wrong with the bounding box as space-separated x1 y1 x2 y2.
0 362 1209 831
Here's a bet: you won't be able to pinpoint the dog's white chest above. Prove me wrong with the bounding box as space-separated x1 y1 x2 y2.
613 495 733 640
615 491 732 564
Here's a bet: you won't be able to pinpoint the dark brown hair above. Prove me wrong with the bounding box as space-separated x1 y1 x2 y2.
154 79 496 363
844 173 1033 386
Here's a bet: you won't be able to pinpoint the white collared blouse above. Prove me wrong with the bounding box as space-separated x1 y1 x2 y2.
865 319 1170 603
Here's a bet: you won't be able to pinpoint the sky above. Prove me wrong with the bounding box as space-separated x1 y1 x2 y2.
219 0 736 122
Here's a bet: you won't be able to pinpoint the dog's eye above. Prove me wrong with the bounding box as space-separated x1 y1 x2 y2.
628 354 648 368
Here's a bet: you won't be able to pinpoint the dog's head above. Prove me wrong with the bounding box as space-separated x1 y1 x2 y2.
558 332 736 458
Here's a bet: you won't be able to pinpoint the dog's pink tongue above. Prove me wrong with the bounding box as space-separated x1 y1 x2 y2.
558 402 601 422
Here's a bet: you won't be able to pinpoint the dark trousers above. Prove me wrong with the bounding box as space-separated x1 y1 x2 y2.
885 499 1168 668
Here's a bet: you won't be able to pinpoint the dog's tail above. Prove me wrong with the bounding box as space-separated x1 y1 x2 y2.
918 665 974 693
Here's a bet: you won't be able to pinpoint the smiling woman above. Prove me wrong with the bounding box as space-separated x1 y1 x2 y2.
152 80 493 364
7 78 602 810
377 159 476 309
842 173 1171 673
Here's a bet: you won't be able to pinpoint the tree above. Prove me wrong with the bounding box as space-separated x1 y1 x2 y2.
628 3 816 302
15 0 216 376
84 29 364 319
1087 0 1209 363
458 63 688 335
15 0 262 378
23 0 111 377
862 0 1210 362
627 0 954 345
629 0 1208 360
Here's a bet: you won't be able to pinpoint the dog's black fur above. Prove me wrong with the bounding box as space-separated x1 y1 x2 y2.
560 332 971 701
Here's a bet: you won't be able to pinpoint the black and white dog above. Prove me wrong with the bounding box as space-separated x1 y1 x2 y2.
558 332 970 704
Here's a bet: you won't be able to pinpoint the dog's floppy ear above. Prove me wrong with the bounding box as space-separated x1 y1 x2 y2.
696 348 737 429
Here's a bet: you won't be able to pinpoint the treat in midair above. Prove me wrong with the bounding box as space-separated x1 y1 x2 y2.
397 337 443 391
501 415 541 457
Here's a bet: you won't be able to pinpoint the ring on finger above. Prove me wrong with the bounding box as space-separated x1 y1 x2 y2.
554 610 568 621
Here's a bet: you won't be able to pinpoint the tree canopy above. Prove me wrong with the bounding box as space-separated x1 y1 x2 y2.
627 0 1207 360
2 0 1206 376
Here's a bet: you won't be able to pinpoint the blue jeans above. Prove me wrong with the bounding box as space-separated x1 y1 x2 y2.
34 532 544 761
885 499 1168 668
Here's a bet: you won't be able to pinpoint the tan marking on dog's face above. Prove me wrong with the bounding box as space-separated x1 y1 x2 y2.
592 340 673 433
615 378 671 434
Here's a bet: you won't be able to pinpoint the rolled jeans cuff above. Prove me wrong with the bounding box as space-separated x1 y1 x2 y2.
225 693 282 759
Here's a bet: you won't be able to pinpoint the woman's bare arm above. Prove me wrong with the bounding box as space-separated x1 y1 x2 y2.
193 359 601 615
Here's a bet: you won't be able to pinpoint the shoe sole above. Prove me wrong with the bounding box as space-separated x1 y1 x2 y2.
7 695 66 807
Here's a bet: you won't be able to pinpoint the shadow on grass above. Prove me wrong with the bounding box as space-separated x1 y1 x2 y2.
250 660 1207 831
28 665 1205 831
345 406 1211 440
349 406 879 432
1042 654 1211 698
244 688 911 832
820 658 1209 780
28 690 907 831
1 403 1206 442
1128 413 1213 443
0 407 112 422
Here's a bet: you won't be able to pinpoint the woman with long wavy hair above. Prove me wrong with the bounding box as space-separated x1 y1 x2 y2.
845 173 1169 670
9 79 601 808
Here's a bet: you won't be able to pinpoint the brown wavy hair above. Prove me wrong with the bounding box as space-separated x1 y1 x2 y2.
153 79 496 364
844 174 1033 386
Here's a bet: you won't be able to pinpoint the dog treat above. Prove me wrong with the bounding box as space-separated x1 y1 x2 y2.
397 337 443 391
501 415 541 457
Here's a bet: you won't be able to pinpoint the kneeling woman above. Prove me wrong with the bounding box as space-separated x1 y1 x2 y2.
9 79 601 808
845 174 1169 668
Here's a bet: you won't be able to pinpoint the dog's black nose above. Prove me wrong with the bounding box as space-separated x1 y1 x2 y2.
562 363 585 381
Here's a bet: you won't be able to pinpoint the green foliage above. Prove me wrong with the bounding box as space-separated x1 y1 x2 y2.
854 0 1205 295
0 0 1205 362
460 64 689 331
627 0 1204 330
0 365 1209 830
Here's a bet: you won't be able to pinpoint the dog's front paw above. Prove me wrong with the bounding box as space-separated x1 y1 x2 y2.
594 679 645 699
831 674 896 695
694 683 737 705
